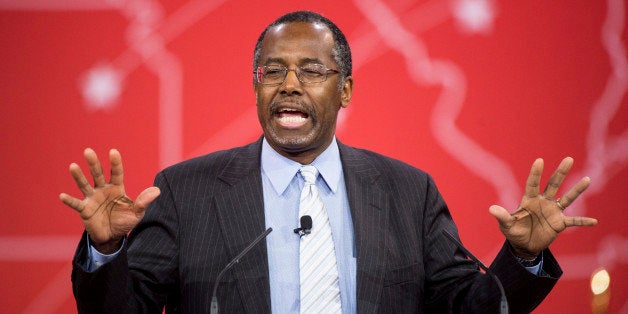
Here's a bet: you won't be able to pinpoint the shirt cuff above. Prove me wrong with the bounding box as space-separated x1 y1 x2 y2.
84 233 126 272
519 253 544 276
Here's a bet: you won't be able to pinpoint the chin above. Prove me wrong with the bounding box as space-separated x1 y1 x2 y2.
267 130 317 151
275 137 312 150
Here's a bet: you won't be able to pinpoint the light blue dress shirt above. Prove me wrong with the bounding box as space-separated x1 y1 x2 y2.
261 137 357 314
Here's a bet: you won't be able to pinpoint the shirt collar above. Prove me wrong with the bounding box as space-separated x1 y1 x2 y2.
261 137 342 196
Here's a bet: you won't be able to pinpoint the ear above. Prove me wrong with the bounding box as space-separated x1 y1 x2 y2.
340 76 353 108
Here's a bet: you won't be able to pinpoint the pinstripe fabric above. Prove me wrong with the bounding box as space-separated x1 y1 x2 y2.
72 138 562 313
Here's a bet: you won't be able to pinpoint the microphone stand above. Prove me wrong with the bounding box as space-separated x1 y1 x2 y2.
210 228 273 314
443 230 508 314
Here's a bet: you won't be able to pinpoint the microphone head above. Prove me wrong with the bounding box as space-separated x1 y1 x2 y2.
301 215 312 230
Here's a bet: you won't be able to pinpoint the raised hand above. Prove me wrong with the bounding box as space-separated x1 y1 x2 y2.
59 148 160 254
489 157 598 259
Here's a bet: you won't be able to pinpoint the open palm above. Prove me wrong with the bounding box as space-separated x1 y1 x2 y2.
59 148 160 253
489 157 597 259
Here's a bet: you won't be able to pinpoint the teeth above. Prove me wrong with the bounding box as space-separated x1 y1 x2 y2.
279 116 306 122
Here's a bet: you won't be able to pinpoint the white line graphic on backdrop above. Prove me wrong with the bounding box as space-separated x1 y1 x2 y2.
567 0 628 214
353 0 627 281
1 0 625 311
0 0 226 312
2 0 227 169
354 0 520 209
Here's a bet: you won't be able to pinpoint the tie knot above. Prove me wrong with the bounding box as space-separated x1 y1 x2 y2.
300 165 319 185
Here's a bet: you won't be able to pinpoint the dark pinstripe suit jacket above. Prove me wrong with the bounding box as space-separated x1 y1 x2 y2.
73 138 561 313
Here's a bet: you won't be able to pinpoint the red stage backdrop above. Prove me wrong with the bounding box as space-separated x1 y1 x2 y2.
1 1 626 313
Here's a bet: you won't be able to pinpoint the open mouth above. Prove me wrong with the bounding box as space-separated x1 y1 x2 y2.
274 106 310 128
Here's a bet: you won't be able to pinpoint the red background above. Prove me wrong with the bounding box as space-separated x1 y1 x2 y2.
1 1 626 313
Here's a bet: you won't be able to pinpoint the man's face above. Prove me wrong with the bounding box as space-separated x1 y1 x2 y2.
255 22 353 164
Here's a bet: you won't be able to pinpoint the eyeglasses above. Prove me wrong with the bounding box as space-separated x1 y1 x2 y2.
254 64 339 85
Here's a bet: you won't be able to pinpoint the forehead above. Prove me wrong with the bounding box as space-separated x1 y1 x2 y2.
258 22 335 65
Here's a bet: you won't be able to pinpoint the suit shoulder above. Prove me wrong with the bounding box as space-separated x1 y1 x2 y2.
341 144 432 181
158 140 261 179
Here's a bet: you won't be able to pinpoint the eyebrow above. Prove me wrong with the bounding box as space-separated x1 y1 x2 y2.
262 57 325 66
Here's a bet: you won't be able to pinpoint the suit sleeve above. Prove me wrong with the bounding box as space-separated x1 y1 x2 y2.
71 171 180 313
421 175 561 314
489 242 562 313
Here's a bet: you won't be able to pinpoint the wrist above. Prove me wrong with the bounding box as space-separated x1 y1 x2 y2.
89 236 124 255
515 254 541 267
509 244 540 260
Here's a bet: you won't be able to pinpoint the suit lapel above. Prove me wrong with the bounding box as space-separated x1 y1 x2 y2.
214 138 271 313
339 142 389 313
210 139 389 313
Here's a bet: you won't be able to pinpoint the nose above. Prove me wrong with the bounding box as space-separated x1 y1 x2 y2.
280 68 303 95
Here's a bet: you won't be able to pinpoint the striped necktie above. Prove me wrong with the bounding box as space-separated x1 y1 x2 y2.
298 165 342 313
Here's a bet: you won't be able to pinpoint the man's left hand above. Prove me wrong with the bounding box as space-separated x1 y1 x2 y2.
489 157 598 259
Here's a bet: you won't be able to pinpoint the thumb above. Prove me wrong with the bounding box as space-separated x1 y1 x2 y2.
489 205 513 229
135 186 161 210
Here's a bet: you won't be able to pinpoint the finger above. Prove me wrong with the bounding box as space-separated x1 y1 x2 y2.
135 187 161 209
84 148 106 187
109 149 124 185
69 162 94 196
489 205 515 229
59 193 85 212
564 215 598 227
557 176 591 208
543 157 573 199
524 158 544 198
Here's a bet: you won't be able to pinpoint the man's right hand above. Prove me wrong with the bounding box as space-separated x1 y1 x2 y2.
59 148 161 254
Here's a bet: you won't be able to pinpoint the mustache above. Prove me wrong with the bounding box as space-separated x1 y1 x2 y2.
269 99 315 118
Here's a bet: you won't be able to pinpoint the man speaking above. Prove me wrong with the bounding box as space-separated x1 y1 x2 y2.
60 11 597 313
